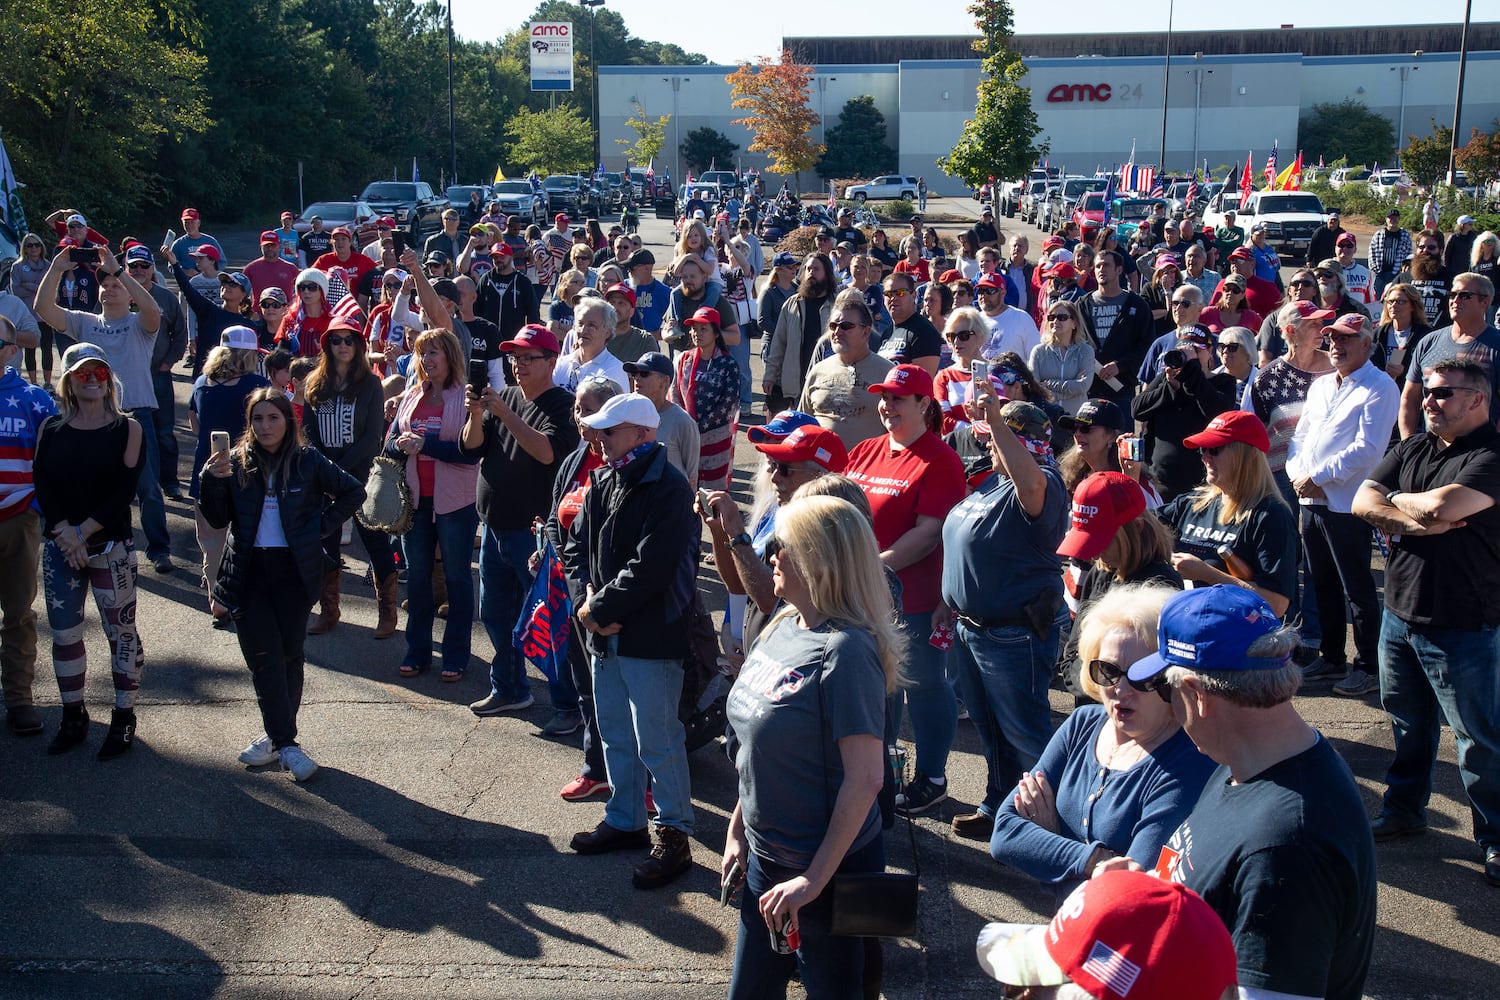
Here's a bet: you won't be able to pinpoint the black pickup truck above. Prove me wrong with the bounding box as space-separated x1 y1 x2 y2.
357 181 450 244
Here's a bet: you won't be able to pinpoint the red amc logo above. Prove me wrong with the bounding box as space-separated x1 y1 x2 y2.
532 23 571 36
1046 83 1112 103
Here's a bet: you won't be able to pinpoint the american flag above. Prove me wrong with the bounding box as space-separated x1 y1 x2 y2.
1148 179 1164 198
326 268 352 309
1186 178 1199 206
326 269 364 329
1080 940 1143 997
1263 141 1279 191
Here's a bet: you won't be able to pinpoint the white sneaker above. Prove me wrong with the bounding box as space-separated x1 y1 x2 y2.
279 744 319 782
238 732 277 766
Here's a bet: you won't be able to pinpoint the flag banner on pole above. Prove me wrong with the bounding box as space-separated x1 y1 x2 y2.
1240 151 1254 201
325 269 352 309
0 131 26 238
646 157 655 180
329 288 363 327
1274 154 1300 192
412 157 420 183
512 539 572 683
494 164 507 184
1262 141 1279 192
828 179 837 210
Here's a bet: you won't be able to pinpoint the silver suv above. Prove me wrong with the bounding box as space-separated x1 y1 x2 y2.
845 174 919 202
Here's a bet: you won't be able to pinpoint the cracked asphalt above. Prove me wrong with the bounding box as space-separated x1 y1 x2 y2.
3 202 1496 999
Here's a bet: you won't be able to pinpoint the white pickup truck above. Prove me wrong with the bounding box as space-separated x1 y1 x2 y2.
1223 191 1328 266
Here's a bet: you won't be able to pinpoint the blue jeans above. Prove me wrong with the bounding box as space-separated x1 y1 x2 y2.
592 638 693 834
1274 469 1321 648
401 498 477 671
728 835 884 1000
128 406 171 562
478 525 579 712
888 611 956 780
1378 611 1500 848
952 611 1066 816
150 370 179 491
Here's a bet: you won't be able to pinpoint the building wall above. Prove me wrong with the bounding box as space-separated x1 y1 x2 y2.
598 46 1500 197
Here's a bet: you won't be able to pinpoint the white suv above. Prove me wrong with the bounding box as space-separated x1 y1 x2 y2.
845 175 919 202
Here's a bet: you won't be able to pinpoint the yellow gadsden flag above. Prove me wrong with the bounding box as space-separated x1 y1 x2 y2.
493 164 507 184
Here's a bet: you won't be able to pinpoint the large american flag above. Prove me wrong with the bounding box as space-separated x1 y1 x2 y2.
1121 164 1156 195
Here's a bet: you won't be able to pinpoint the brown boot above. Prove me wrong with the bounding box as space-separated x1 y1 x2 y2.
307 570 342 634
373 572 400 639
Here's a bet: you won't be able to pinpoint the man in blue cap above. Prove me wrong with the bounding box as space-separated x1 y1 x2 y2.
1118 586 1376 1000
623 351 698 486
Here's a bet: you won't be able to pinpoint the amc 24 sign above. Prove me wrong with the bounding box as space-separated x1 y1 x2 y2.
1045 83 1146 104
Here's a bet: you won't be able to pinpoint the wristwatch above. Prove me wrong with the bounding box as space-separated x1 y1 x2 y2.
111 267 125 279
730 532 753 548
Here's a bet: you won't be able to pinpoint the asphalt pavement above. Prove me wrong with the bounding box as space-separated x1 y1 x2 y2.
2 198 1496 999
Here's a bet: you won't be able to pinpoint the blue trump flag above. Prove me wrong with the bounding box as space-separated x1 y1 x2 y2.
513 538 572 683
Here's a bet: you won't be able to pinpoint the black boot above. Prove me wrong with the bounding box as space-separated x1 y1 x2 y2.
97 708 136 761
47 704 90 755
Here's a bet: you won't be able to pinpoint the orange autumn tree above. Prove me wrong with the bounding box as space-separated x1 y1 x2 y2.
727 49 824 190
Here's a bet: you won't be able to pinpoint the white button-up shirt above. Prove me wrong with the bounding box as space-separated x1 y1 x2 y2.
1285 360 1400 512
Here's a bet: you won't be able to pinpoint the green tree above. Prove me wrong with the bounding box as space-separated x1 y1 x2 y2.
1403 121 1455 188
816 96 896 180
1456 120 1500 185
939 0 1043 188
616 101 671 168
727 49 824 186
0 0 211 231
1297 100 1396 169
505 105 594 175
680 127 739 174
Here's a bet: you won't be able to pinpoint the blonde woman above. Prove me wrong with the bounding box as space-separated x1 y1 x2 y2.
1472 231 1498 323
722 495 905 997
989 583 1213 901
1029 297 1095 416
548 268 588 339
33 344 146 759
1159 410 1296 617
1375 283 1431 380
385 329 480 680
932 306 989 434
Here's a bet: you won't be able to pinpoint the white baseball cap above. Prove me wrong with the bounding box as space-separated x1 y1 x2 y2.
579 392 660 430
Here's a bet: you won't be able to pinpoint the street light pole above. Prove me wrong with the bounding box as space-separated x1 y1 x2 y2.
1158 0 1174 172
1448 0 1473 185
582 0 606 170
1189 53 1211 176
665 76 683 184
1392 51 1421 169
447 0 456 184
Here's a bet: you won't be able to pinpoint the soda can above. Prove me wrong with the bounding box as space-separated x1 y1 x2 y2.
889 744 908 793
769 914 801 955
929 619 955 651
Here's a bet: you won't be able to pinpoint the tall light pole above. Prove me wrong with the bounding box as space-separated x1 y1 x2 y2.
1448 0 1473 184
1392 50 1422 169
1158 0 1175 172
664 76 683 183
1189 53 1212 177
446 0 456 185
583 0 606 169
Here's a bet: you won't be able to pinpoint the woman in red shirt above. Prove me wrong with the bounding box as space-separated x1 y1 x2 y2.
894 236 931 284
843 364 967 816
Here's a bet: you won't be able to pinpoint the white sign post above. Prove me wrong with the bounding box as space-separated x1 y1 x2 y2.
529 21 574 92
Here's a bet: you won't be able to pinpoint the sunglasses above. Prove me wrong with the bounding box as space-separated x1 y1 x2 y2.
260 300 286 309
601 424 639 437
1287 279 1316 288
324 335 359 347
828 320 862 332
1449 290 1481 302
1087 658 1137 692
883 288 912 299
73 366 112 383
768 460 804 477
1197 445 1226 457
297 283 320 293
1422 385 1481 401
1170 299 1194 306
948 329 978 342
1324 333 1362 345
1220 343 1242 354
1127 668 1174 702
1047 312 1073 322
127 262 153 270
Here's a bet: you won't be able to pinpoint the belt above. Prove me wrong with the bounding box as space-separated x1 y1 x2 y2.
956 613 1029 631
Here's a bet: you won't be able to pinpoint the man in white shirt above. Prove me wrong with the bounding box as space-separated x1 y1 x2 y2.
975 273 1039 360
1285 313 1400 696
1334 233 1375 310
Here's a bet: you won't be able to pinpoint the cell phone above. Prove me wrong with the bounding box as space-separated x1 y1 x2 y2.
720 860 743 906
164 229 176 248
69 247 100 266
971 359 987 383
211 430 231 455
466 358 489 395
391 230 406 256
698 487 715 514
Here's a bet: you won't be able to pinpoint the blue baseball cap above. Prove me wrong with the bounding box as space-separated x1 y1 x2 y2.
622 351 673 378
746 409 818 444
771 251 798 268
1127 586 1285 682
124 245 154 265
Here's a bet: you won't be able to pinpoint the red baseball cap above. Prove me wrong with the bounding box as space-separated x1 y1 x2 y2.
188 244 223 262
753 424 848 472
937 269 964 284
974 273 1005 292
1227 246 1253 262
181 207 201 221
604 283 636 306
977 870 1237 1000
1057 472 1148 561
867 363 935 398
330 226 353 239
280 211 295 221
1288 301 1336 323
1043 261 1077 281
1321 313 1367 337
554 213 569 225
1042 235 1065 252
1183 410 1271 453
688 306 722 327
1154 254 1181 271
377 216 397 228
1336 232 1357 247
499 323 561 355
259 230 280 245
489 243 514 256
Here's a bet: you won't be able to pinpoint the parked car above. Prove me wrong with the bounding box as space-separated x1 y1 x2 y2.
626 167 649 198
1110 197 1168 244
489 180 545 225
1071 192 1110 243
1021 179 1059 225
357 181 449 243
999 168 1052 218
445 185 491 212
1200 190 1248 236
601 172 628 208
697 170 744 200
845 174 920 202
291 201 380 247
1368 169 1412 199
1328 167 1372 190
1043 175 1107 232
542 174 599 218
1238 191 1327 265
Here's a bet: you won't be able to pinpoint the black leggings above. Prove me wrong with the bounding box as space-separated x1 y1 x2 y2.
24 324 56 376
236 549 312 749
321 515 398 582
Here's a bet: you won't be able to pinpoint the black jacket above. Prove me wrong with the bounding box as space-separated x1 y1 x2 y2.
1132 360 1238 501
1079 289 1156 402
562 443 697 660
1307 224 1343 269
200 446 365 616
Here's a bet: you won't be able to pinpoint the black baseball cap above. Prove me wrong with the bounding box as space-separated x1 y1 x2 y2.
1057 398 1130 433
625 248 655 269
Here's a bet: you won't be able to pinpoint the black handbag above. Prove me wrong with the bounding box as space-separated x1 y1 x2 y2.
814 653 922 939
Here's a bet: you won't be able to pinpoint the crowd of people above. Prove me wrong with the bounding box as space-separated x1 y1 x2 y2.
1 189 1497 1000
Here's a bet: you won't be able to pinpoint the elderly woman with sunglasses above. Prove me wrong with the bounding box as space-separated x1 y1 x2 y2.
1029 298 1095 418
1254 267 1320 365
1213 325 1259 401
933 307 989 434
989 582 1212 898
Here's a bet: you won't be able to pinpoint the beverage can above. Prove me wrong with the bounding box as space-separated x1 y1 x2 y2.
889 744 908 793
929 619 955 651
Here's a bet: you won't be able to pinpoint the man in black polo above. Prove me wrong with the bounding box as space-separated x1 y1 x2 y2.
970 205 1000 250
834 207 867 251
1352 358 1500 887
876 272 942 375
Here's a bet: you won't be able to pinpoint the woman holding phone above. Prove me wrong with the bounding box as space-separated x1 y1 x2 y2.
188 331 269 621
301 315 397 638
200 388 364 781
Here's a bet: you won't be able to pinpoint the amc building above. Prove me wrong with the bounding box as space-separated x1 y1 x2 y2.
599 23 1500 194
